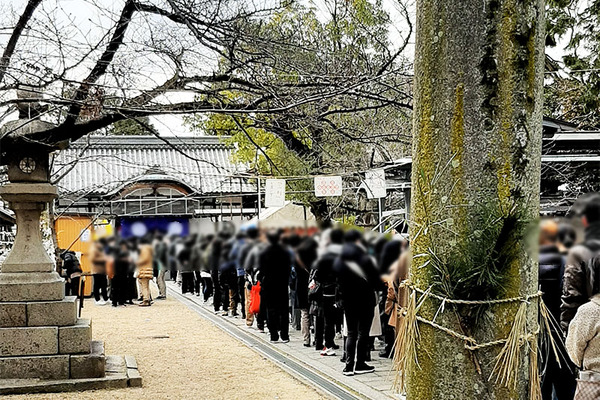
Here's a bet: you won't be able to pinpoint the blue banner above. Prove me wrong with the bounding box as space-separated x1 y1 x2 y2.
118 217 189 238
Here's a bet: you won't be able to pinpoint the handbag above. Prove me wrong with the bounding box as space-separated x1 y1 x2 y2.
369 298 382 336
249 281 261 315
307 269 322 302
308 279 322 302
575 371 600 400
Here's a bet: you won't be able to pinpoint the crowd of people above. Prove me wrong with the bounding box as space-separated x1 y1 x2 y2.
164 224 408 377
538 193 600 400
57 222 408 377
55 192 600 389
59 235 163 307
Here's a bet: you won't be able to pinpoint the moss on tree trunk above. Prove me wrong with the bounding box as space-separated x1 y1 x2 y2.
407 0 545 398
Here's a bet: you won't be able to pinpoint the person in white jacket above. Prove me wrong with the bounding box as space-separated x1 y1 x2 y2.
566 288 600 398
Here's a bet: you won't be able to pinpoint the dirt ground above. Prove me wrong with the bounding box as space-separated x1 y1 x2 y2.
5 286 325 400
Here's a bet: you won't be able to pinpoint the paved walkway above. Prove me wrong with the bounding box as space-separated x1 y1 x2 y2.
168 282 403 400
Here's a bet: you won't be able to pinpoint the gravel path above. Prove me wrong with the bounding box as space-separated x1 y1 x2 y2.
5 286 325 400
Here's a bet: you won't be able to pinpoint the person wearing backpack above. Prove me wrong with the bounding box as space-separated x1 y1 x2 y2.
561 194 600 333
539 219 576 400
258 230 292 343
310 228 343 355
60 250 82 297
334 230 384 376
292 235 318 347
239 227 259 325
244 230 267 330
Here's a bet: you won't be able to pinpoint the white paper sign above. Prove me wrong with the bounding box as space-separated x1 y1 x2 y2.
265 179 286 207
314 176 343 197
80 228 91 242
365 169 387 199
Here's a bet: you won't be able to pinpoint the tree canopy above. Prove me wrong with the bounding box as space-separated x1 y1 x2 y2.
0 0 411 154
185 0 413 218
545 0 600 128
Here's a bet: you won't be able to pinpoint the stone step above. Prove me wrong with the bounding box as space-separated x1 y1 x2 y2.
0 272 64 302
0 354 141 394
28 296 78 327
0 297 78 328
0 303 26 327
70 341 105 379
0 326 58 357
59 318 92 355
0 354 69 380
124 355 142 387
0 317 92 357
0 340 106 380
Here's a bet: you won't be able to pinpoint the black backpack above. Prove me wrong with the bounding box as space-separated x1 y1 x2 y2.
583 240 600 296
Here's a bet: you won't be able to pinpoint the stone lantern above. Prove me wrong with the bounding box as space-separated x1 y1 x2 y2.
0 89 139 394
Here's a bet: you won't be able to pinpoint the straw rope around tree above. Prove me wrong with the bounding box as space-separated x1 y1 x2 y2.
392 280 558 400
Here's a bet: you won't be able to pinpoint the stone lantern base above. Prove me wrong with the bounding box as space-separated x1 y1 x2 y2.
0 296 104 380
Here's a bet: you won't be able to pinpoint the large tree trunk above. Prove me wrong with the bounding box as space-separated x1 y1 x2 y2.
407 0 545 399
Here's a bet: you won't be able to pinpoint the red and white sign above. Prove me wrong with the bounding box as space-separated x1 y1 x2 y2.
314 176 343 197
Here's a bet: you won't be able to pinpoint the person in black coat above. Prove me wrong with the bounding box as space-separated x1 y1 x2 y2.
258 230 292 342
538 220 576 400
126 238 139 303
219 235 236 316
334 230 384 376
112 242 131 307
200 234 214 301
167 235 179 281
209 232 232 313
189 235 205 297
378 239 402 274
311 229 344 353
60 250 82 297
209 236 224 312
178 236 194 294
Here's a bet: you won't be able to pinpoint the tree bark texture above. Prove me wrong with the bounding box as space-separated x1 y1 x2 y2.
408 0 545 399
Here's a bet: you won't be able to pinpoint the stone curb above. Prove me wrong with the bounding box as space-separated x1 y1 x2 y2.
0 355 142 395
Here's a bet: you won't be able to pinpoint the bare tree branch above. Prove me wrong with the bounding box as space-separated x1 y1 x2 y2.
0 0 43 84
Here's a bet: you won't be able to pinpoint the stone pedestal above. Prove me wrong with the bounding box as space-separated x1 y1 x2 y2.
0 184 65 303
0 183 58 273
0 183 105 381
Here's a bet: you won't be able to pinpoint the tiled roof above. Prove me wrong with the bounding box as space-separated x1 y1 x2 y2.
51 135 254 196
0 201 14 224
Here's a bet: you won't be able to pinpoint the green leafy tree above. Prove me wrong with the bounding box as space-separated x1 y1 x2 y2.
545 0 600 128
186 0 413 220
